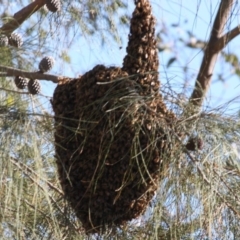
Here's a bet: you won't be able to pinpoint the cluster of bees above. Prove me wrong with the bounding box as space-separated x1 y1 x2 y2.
52 0 177 234
122 0 160 97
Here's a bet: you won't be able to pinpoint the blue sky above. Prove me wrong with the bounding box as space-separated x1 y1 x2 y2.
5 0 240 114
57 0 240 114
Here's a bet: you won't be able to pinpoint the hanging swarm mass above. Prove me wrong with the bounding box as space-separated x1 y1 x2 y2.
8 32 23 48
122 0 159 96
52 0 177 234
46 0 61 12
14 76 27 89
28 79 41 95
39 56 54 73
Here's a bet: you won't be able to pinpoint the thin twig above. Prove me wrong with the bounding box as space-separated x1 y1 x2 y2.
185 149 240 217
189 0 235 107
213 167 240 204
0 0 47 35
217 25 240 51
9 157 81 231
0 87 29 94
10 157 63 195
174 133 240 218
0 65 71 83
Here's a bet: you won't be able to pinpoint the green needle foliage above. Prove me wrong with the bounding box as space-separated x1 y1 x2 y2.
0 0 240 239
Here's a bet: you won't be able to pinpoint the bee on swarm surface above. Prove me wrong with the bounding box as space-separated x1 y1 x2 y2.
52 0 178 234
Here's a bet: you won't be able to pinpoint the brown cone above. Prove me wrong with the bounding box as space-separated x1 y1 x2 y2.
28 79 41 95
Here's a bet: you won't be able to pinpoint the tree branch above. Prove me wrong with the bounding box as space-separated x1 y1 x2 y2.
0 87 29 94
189 0 235 107
217 25 240 51
0 0 46 35
0 65 70 83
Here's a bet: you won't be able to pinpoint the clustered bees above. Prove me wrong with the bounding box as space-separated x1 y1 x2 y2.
122 0 159 97
14 56 54 95
52 0 177 234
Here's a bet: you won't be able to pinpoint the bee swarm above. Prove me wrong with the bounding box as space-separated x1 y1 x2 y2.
52 0 177 234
